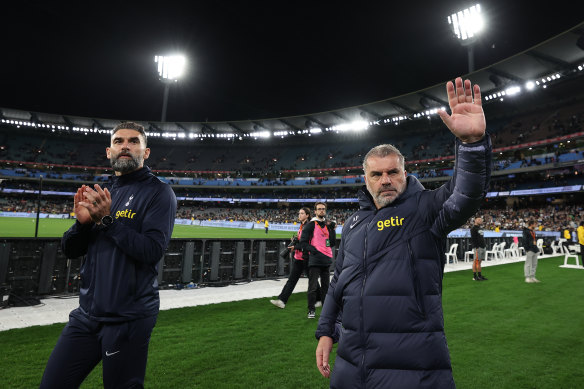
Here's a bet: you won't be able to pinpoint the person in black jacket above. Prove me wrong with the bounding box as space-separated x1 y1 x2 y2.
523 219 540 283
301 202 336 319
40 122 177 389
470 217 488 281
270 207 314 309
315 77 491 388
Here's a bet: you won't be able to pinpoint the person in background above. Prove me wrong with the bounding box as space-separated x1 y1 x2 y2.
562 225 573 252
301 202 336 319
470 217 488 281
523 219 540 283
577 221 584 267
270 207 321 310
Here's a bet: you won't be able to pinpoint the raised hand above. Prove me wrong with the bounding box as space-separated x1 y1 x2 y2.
438 77 486 144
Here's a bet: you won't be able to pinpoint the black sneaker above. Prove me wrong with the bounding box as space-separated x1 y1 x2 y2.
307 310 316 319
473 276 482 281
479 275 488 281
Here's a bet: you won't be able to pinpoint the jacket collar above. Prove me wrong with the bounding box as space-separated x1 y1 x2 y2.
358 175 425 211
112 166 151 186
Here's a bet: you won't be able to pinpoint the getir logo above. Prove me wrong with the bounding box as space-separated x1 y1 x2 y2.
377 217 405 231
115 209 137 220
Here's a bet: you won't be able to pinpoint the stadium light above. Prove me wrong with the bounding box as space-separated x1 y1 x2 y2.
155 54 187 122
447 4 484 73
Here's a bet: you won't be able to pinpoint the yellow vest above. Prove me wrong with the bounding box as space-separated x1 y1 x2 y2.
564 229 571 240
578 226 584 245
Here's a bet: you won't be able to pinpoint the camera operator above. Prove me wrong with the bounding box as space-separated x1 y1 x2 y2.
270 207 316 310
301 202 336 319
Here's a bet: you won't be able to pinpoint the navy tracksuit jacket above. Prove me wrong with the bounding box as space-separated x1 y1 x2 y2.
62 166 177 322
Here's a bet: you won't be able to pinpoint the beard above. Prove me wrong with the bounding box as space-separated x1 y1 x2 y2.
110 152 143 174
366 183 403 208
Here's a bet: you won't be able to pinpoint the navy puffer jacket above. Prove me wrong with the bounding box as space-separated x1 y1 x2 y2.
316 136 491 388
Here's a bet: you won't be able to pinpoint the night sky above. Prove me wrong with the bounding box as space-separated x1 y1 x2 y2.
1 0 582 123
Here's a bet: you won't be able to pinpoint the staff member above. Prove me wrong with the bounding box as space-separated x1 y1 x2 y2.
470 217 488 281
315 77 491 388
523 219 540 283
301 202 336 319
578 221 584 266
270 207 319 310
40 122 177 388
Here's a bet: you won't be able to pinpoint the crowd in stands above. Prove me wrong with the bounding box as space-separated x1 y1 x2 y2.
1 100 581 176
175 205 356 225
0 198 70 215
463 203 583 232
2 193 583 236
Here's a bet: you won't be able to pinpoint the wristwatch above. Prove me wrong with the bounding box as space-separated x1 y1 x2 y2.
100 215 114 227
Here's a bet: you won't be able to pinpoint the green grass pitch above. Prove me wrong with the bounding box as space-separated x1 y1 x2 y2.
0 217 296 239
0 256 582 387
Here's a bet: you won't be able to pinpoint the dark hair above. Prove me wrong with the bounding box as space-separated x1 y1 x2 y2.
112 122 147 146
300 207 311 217
528 219 537 227
315 202 327 210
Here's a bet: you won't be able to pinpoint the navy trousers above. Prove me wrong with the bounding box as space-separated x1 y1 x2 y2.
40 308 157 389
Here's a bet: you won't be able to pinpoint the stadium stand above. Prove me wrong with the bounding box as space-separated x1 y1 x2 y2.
0 23 583 301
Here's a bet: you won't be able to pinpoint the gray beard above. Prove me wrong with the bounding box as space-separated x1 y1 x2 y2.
366 183 398 208
110 155 142 174
373 193 394 208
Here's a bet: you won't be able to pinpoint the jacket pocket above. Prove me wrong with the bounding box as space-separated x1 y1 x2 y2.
407 240 426 318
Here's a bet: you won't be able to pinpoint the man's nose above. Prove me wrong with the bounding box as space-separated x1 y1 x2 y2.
380 173 391 184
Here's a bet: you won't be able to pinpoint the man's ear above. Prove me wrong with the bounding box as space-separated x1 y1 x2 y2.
106 147 111 159
143 148 151 160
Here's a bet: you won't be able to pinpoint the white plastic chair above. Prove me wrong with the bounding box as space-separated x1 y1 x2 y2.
561 245 580 267
496 242 506 260
517 244 526 256
445 243 458 264
551 240 562 255
504 242 519 258
464 250 474 262
485 243 499 261
536 239 544 255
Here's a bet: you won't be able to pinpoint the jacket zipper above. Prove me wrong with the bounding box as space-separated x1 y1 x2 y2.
407 240 426 319
360 211 377 388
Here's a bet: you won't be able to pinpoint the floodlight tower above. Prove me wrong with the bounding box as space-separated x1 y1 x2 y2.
447 4 484 73
155 55 186 122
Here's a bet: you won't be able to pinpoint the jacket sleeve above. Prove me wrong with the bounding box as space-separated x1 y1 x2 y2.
327 224 337 247
315 231 344 342
101 184 177 265
428 134 492 237
61 220 94 258
299 221 317 253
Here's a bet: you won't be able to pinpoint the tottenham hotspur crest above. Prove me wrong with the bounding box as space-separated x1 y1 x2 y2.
125 194 134 207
